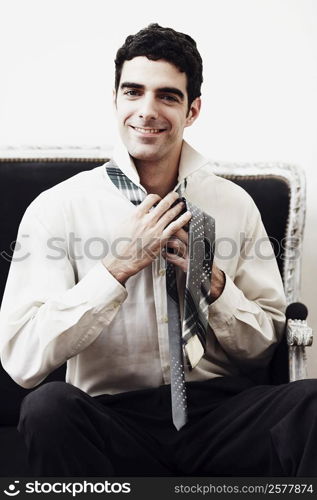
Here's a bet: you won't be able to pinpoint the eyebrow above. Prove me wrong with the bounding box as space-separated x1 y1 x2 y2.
120 82 144 90
120 82 185 100
159 87 185 100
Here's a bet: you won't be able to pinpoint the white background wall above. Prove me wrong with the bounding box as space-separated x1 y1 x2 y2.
0 0 316 375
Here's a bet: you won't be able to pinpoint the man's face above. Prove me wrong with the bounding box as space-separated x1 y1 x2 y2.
114 56 200 163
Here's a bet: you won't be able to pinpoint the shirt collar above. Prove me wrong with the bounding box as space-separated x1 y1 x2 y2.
111 138 209 192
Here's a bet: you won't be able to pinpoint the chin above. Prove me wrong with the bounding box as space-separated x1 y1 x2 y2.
128 145 162 162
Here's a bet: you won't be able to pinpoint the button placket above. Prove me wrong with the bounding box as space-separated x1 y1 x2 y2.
152 258 170 383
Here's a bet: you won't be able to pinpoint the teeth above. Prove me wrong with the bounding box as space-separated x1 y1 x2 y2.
134 127 162 134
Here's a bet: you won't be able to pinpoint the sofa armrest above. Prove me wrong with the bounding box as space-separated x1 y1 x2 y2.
287 319 313 347
286 302 313 382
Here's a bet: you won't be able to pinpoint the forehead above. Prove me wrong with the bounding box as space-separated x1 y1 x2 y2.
119 56 187 92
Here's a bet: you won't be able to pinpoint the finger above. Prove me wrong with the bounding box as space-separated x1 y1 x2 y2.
162 211 192 240
138 193 162 214
150 191 180 222
162 250 189 273
165 238 187 258
173 227 189 245
156 199 185 230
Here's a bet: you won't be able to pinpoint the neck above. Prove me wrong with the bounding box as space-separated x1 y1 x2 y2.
133 145 182 198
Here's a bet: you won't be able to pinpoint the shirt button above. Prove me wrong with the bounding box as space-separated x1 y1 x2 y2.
159 269 166 276
112 301 120 309
162 315 169 323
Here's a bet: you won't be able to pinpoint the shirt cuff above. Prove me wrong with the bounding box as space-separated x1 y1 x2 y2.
58 261 128 316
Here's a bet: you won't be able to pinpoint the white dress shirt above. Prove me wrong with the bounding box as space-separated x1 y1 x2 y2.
0 141 286 394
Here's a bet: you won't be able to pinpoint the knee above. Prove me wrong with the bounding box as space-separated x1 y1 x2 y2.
285 379 317 410
18 381 79 434
291 379 317 397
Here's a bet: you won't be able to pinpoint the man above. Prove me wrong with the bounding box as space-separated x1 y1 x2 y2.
0 24 316 477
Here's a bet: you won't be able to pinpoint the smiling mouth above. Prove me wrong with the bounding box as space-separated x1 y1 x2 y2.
131 126 166 135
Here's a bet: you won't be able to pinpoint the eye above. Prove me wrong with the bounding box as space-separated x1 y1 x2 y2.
159 94 178 102
123 89 141 97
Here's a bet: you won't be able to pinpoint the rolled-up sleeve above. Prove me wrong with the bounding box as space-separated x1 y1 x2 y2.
208 203 286 367
0 205 127 388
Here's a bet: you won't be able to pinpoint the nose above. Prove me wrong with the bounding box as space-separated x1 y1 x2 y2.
138 94 158 121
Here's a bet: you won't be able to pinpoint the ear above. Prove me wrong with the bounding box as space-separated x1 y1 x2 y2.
185 97 201 128
112 88 117 109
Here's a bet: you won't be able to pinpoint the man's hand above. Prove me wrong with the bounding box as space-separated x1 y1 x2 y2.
102 191 192 284
162 227 189 273
209 266 225 302
163 229 226 302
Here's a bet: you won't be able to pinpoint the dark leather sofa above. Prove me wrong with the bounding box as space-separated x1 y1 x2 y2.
0 155 301 476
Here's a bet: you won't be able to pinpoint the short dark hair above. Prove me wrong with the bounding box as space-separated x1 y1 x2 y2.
114 23 203 108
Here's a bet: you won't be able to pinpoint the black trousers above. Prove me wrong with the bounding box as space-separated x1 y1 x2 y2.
18 377 317 477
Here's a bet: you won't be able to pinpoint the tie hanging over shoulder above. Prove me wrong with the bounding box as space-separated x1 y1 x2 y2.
105 160 215 429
